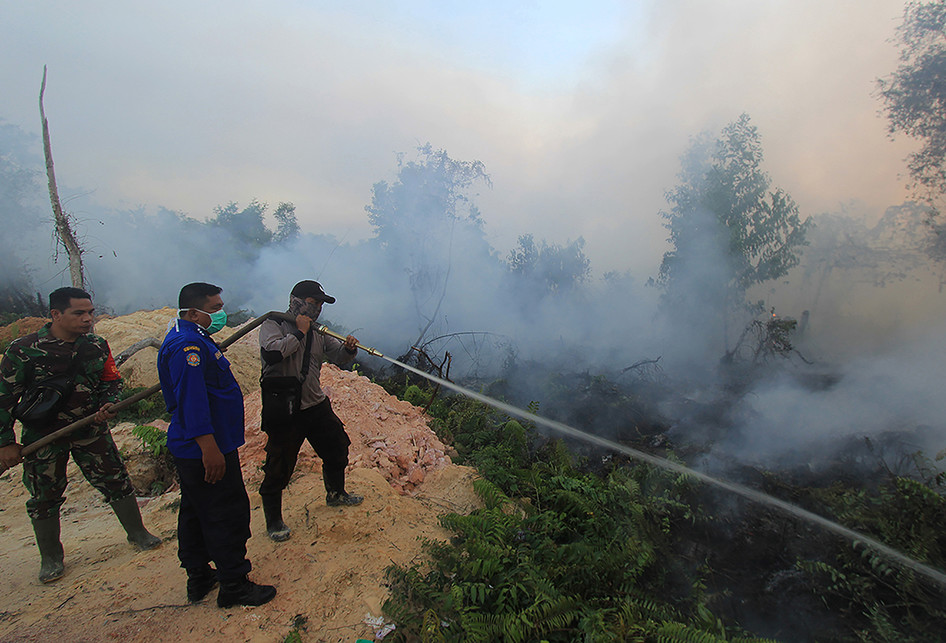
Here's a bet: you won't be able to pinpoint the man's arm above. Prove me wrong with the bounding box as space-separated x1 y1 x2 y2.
194 434 226 483
322 334 358 368
167 345 217 442
259 318 306 363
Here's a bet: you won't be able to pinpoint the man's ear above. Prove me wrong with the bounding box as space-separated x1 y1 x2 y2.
50 309 62 323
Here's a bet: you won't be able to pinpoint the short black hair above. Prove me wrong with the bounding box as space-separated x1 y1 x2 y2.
49 287 92 312
178 282 222 310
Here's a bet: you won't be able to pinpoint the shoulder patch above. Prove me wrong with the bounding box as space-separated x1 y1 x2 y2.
186 352 201 367
183 345 201 352
214 351 223 359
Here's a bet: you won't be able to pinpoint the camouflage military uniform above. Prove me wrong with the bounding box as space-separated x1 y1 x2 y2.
0 323 134 519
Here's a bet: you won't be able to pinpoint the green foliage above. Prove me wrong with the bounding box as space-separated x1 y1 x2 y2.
799 473 946 640
283 614 307 643
382 386 776 642
211 199 273 249
506 234 591 296
129 423 175 495
132 424 169 457
271 201 300 244
878 1 946 209
657 114 810 348
208 199 301 265
115 387 170 423
404 384 432 407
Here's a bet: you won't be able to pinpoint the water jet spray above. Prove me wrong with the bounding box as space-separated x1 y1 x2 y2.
5 314 944 593
367 347 946 592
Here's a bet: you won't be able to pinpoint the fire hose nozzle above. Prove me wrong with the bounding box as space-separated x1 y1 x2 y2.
315 324 384 358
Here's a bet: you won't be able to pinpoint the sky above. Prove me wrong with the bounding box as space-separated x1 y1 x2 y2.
0 0 917 276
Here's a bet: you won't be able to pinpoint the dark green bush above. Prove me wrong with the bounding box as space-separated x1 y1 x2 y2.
116 387 170 424
382 383 774 642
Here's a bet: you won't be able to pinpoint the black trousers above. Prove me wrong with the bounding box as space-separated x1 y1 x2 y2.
259 398 351 497
174 449 252 581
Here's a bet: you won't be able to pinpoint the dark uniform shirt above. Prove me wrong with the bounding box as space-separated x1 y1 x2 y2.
157 318 245 459
0 323 121 448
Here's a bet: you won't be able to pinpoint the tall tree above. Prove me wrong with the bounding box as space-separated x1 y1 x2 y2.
657 114 810 351
272 201 300 244
878 0 946 259
210 199 275 264
366 144 491 345
879 0 946 209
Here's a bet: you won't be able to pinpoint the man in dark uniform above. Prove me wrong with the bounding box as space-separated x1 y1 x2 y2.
0 287 161 584
258 280 362 543
157 282 276 607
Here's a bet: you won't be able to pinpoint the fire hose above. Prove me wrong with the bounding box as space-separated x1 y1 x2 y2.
0 311 382 474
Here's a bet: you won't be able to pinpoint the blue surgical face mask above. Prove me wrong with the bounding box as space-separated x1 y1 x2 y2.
183 308 227 334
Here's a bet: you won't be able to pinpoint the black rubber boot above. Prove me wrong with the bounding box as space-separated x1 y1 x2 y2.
326 490 363 507
31 515 65 584
110 495 162 550
216 576 277 608
186 564 218 602
261 493 291 542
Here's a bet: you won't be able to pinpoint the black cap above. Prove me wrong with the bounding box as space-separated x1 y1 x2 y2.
290 280 336 304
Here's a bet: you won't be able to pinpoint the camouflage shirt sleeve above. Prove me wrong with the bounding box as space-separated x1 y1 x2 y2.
0 344 28 447
92 338 122 407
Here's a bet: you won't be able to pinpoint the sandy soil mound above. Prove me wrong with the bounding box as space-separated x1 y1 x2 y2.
94 307 263 394
0 317 48 346
0 311 480 642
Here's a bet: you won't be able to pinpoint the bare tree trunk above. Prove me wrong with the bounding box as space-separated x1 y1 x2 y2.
40 66 84 289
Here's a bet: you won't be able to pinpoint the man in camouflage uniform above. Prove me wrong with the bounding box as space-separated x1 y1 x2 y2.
0 287 160 584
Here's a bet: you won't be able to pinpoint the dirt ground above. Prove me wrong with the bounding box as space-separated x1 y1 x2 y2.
0 312 481 642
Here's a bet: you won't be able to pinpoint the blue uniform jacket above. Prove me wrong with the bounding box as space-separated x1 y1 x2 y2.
157 318 245 459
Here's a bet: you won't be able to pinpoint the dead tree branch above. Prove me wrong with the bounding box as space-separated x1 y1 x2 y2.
115 337 163 366
40 66 84 288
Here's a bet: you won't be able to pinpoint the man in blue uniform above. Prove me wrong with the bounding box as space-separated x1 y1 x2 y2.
157 282 276 608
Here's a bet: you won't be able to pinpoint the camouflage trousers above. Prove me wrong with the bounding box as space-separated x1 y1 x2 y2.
22 429 135 520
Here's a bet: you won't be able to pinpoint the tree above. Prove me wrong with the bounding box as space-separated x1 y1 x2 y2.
657 114 810 351
878 1 946 260
210 199 273 250
879 1 946 210
507 234 591 295
365 144 492 346
271 201 300 244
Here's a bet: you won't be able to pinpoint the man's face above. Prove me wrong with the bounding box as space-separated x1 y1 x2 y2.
305 297 323 320
51 297 95 338
194 294 224 329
